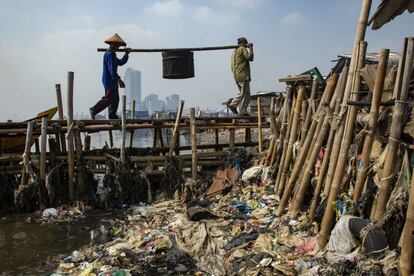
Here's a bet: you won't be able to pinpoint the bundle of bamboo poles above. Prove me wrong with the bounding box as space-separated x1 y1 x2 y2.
266 35 414 273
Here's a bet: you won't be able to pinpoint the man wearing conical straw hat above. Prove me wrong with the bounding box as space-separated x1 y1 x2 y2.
90 33 131 119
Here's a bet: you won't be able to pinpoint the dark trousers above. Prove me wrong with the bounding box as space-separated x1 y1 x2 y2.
91 88 119 119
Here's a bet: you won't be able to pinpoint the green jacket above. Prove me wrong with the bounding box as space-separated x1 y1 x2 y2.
231 46 252 82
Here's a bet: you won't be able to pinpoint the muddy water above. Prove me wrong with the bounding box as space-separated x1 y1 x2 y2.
0 210 124 275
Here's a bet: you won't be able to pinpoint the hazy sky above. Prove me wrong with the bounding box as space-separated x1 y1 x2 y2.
1 0 413 121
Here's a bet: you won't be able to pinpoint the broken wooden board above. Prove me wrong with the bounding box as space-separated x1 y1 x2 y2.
205 168 239 196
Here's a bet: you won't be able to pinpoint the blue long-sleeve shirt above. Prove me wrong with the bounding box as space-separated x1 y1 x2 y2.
102 50 129 90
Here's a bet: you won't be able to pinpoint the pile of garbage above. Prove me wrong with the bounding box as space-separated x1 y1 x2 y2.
50 159 401 275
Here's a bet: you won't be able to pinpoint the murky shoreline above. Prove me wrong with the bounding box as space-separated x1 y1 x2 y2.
0 210 127 275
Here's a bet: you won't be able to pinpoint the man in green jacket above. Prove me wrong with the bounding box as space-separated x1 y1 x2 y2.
228 37 254 116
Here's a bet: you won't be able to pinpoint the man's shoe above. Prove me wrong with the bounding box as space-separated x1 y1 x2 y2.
89 108 95 119
227 105 238 115
109 115 120 120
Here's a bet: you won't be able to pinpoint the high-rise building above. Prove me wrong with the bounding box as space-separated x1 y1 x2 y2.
124 68 142 110
165 94 180 112
143 94 165 115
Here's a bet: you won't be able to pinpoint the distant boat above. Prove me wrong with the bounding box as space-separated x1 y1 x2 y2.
3 107 58 153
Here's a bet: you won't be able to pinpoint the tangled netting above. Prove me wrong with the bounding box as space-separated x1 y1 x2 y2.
161 155 185 199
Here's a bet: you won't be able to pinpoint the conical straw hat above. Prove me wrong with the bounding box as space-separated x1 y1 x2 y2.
104 33 127 46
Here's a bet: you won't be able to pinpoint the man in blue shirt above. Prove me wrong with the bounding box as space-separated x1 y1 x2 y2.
90 33 130 119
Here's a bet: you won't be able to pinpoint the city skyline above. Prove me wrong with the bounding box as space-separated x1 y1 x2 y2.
1 1 414 121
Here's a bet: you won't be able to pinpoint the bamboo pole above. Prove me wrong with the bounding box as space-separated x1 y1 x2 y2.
308 65 349 220
83 134 91 152
55 84 66 152
108 130 114 148
40 117 47 180
277 86 306 198
353 49 389 203
35 139 40 153
74 128 86 194
229 119 236 152
244 128 251 143
300 80 318 147
270 105 285 166
399 166 414 276
290 74 340 218
129 100 136 148
67 71 75 200
97 45 239 53
257 97 263 153
276 83 330 199
274 87 294 193
318 41 367 248
276 76 336 211
120 95 127 163
393 39 408 100
215 128 219 151
375 38 414 220
169 101 185 155
189 108 198 179
20 122 34 187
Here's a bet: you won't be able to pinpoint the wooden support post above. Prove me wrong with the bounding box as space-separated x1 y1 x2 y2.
375 38 414 220
175 131 180 156
74 128 85 194
20 122 34 187
189 108 198 180
257 97 263 153
129 100 136 148
153 128 158 148
399 165 414 276
0 139 3 156
158 128 165 148
55 84 66 152
120 95 127 163
35 139 40 153
244 128 250 143
48 136 60 198
40 117 47 180
215 128 219 151
353 49 389 203
318 41 367 248
83 135 91 152
67 71 75 200
108 130 114 148
229 119 236 152
169 100 185 155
